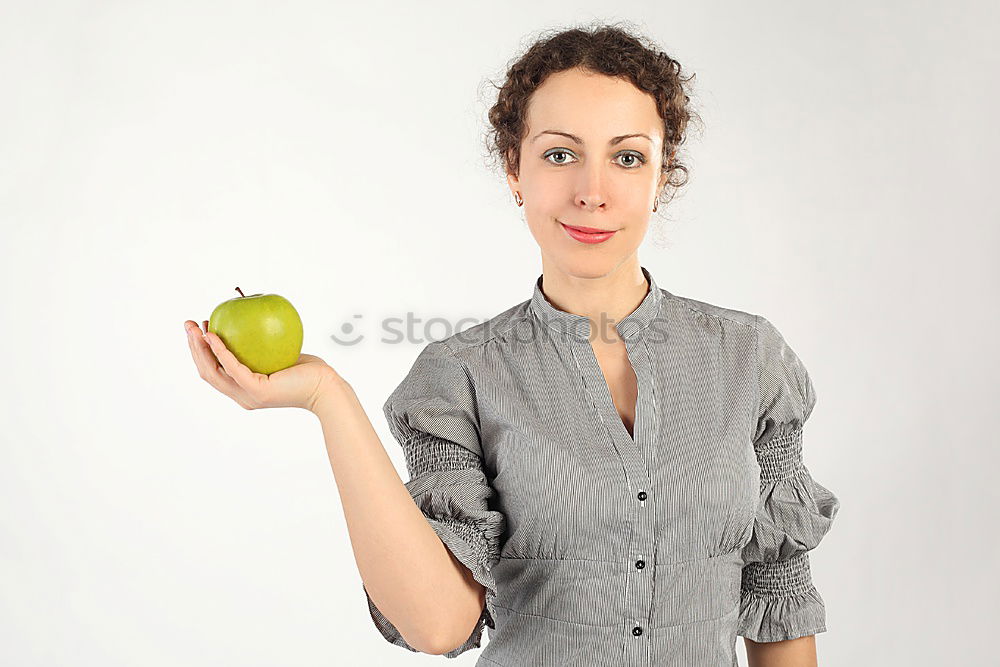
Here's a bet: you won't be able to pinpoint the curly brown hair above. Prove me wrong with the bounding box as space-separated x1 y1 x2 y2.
482 21 702 214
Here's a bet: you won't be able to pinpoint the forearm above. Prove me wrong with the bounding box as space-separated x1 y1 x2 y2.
311 378 470 653
745 635 818 667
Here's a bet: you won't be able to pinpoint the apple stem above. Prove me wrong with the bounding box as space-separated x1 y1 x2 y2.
235 287 246 298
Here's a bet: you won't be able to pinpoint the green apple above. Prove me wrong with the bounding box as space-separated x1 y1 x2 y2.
208 287 303 375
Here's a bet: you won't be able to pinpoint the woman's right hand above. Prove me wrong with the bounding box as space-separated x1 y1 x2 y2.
184 319 344 413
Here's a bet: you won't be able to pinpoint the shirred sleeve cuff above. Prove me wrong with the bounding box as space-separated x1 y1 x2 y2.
737 551 827 642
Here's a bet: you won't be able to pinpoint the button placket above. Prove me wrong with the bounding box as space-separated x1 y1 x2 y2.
597 336 651 663
528 267 665 665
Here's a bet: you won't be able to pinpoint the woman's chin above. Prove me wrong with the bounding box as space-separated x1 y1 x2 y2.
548 254 624 280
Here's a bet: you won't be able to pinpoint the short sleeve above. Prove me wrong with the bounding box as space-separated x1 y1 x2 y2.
737 315 841 643
363 340 506 657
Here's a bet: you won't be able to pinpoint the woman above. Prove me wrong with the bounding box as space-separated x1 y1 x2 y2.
184 23 839 667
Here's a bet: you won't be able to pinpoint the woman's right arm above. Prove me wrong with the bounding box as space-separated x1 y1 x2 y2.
310 380 487 655
183 319 483 655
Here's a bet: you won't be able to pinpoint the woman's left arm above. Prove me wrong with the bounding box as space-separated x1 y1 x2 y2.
744 635 817 667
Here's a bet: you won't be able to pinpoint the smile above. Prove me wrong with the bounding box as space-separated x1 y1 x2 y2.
559 221 618 244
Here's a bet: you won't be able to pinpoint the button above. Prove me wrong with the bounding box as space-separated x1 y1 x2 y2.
632 626 643 636
635 559 645 569
637 491 647 501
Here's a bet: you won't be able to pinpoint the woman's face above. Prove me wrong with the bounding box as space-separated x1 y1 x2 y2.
507 67 669 279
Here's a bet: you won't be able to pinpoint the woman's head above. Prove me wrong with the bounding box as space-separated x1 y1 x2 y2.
484 23 700 278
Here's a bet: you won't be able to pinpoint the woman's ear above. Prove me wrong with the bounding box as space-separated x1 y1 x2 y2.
504 147 520 186
657 169 669 196
506 170 520 193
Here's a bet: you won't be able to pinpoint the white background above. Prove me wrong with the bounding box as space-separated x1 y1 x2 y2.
2 1 997 665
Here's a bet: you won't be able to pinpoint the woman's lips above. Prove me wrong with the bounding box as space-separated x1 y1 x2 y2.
559 221 618 244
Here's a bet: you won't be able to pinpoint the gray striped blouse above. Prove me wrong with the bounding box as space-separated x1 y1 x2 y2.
364 265 840 666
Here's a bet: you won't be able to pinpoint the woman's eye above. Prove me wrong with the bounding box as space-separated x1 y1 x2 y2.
616 152 646 169
544 150 575 165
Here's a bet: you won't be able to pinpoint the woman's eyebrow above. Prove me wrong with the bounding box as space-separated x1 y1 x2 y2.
531 130 653 145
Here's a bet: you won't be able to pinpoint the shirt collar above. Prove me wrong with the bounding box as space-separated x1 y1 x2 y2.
529 265 665 341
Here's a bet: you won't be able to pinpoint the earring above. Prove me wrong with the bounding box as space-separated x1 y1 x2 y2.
652 199 658 213
514 191 523 207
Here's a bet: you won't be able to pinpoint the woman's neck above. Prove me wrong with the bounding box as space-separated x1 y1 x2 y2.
537 258 649 344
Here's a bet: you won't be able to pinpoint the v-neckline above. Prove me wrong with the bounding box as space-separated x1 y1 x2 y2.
584 338 640 447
